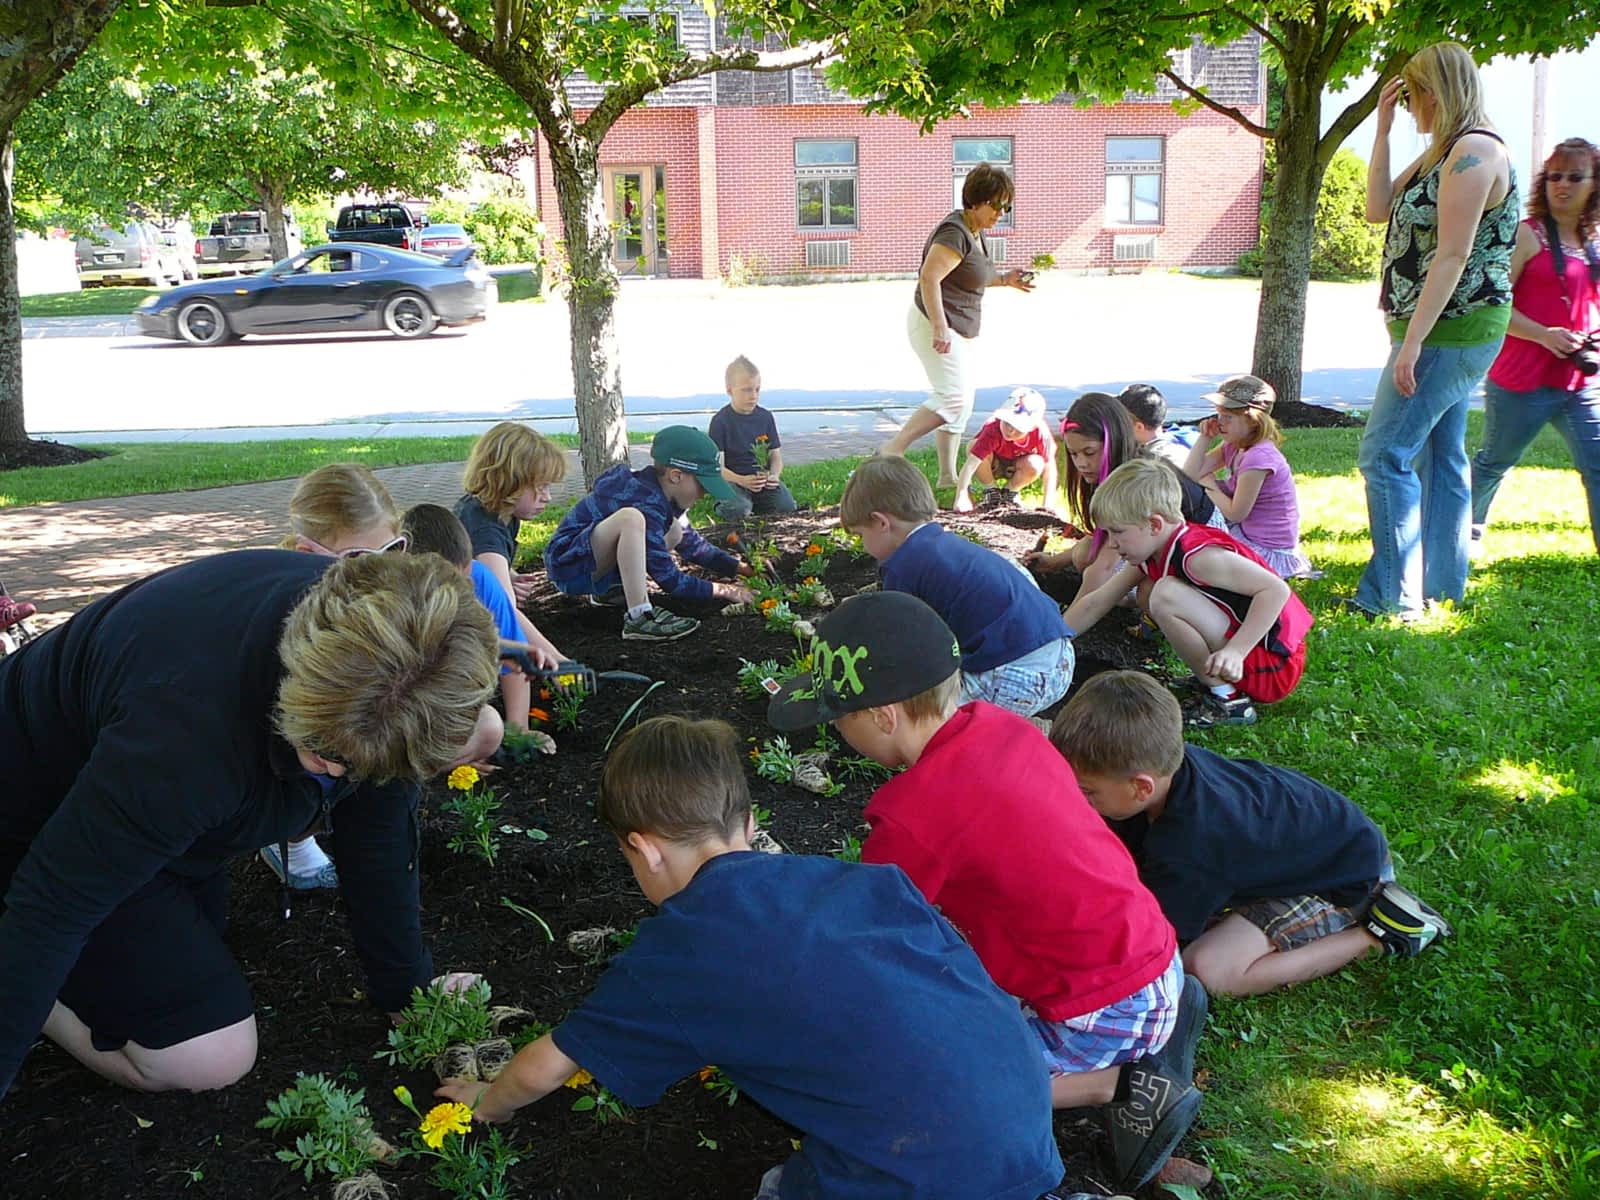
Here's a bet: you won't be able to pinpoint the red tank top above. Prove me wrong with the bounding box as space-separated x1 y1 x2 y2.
1145 523 1314 654
1488 219 1599 393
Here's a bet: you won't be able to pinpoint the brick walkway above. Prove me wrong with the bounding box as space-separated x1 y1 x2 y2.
0 428 887 630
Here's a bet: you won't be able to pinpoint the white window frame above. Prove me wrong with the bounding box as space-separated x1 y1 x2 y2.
1105 136 1165 226
795 139 859 231
952 137 1014 230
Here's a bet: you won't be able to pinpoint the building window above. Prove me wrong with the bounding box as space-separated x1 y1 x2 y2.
795 139 857 230
1105 136 1164 225
953 137 1013 230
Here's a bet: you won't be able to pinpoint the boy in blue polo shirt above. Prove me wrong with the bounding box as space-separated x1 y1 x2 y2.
436 715 1066 1200
543 426 756 643
840 456 1074 716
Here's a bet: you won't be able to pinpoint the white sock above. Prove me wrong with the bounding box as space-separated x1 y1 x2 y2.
1210 683 1237 700
287 837 332 873
626 603 653 622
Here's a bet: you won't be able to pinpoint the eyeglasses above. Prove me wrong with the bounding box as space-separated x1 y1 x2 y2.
305 533 410 559
1547 172 1592 184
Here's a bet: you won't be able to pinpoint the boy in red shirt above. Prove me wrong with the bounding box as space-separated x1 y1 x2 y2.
952 387 1059 512
1062 458 1313 729
768 591 1207 1193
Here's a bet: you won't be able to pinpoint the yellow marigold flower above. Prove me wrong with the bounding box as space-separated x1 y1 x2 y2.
447 765 479 792
803 576 818 585
556 673 578 686
419 1102 473 1149
748 748 760 760
564 1068 594 1089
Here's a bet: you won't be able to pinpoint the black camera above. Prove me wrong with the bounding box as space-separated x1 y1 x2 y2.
1572 332 1600 378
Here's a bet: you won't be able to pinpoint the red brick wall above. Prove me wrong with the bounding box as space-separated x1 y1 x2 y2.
539 101 1264 280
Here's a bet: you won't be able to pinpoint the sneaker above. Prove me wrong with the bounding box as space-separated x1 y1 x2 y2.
1468 524 1486 561
259 844 340 891
1153 973 1209 1085
0 596 36 628
1365 882 1453 957
622 607 700 642
587 587 627 608
1183 692 1257 729
1104 1059 1205 1192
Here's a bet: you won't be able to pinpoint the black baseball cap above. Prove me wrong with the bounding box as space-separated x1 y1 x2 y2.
767 592 961 730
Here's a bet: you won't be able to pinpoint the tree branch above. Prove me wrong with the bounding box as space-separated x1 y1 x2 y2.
1313 12 1357 83
1220 6 1286 58
1160 68 1275 138
1317 47 1408 168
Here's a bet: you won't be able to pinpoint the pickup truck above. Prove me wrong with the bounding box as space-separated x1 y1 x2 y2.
328 203 421 251
195 212 302 277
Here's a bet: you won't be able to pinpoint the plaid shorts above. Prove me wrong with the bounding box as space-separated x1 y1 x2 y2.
961 635 1076 718
1025 950 1183 1075
1230 859 1396 952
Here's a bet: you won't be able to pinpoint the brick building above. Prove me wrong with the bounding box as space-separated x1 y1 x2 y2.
533 13 1265 280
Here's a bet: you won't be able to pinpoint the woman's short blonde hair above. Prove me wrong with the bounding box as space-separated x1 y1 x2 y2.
1404 43 1492 174
286 464 399 547
1089 458 1184 528
839 456 937 528
275 554 497 781
462 422 568 519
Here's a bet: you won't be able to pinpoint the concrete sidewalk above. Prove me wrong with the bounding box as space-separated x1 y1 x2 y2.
0 427 889 630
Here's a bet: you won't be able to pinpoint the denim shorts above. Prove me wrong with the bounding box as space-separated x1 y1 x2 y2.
960 635 1076 718
1025 950 1182 1075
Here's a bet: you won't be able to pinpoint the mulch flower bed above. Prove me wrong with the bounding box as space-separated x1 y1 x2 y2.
11 505 1186 1200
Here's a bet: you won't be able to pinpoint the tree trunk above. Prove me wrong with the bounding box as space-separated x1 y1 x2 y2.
549 137 629 487
258 184 290 261
1250 95 1330 417
0 129 25 444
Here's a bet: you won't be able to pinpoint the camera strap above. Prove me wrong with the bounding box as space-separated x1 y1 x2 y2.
1542 214 1600 311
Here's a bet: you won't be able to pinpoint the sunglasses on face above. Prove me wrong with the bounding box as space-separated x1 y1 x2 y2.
991 200 1012 215
1547 172 1592 184
307 533 410 559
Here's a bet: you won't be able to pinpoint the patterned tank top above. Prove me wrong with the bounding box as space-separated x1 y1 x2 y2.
1379 129 1519 322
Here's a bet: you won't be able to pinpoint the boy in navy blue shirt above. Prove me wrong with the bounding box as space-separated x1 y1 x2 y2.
544 425 756 642
437 715 1066 1200
840 456 1074 717
1050 670 1453 996
708 354 798 522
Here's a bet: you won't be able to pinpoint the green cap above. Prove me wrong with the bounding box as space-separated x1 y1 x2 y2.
651 425 735 502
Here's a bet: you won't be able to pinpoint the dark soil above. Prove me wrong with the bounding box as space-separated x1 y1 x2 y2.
0 438 108 471
9 506 1197 1200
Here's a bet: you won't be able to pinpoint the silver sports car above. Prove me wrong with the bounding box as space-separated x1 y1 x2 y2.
135 242 493 345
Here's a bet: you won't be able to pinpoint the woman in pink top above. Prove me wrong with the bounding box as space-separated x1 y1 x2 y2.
1470 137 1600 554
1186 375 1314 578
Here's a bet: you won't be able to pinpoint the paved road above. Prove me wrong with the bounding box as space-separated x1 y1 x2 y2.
24 273 1393 441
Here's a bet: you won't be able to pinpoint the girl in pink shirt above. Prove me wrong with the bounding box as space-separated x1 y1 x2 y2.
1186 375 1314 579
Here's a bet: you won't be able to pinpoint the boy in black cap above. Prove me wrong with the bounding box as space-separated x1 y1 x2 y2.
544 425 756 642
768 592 1208 1193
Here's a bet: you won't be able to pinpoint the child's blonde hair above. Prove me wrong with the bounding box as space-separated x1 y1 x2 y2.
725 354 759 391
1048 670 1185 778
462 422 567 519
899 672 962 723
285 464 399 548
839 456 937 527
275 554 497 782
1233 407 1283 450
1089 458 1184 528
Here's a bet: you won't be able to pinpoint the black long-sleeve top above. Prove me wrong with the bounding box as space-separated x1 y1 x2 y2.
0 550 433 1098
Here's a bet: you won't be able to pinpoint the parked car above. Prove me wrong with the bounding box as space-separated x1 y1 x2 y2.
415 223 473 257
74 221 184 287
195 211 302 277
329 203 419 251
134 242 493 346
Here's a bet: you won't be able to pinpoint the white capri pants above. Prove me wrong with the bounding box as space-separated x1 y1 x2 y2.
906 302 977 434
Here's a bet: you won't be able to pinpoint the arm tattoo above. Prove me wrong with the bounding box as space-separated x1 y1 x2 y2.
1450 154 1482 175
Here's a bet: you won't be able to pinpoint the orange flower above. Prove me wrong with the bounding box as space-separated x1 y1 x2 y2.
727 532 740 546
755 434 770 444
803 576 818 585
697 1065 717 1082
538 688 551 699
805 544 823 557
528 707 551 723
749 748 759 760
758 597 777 612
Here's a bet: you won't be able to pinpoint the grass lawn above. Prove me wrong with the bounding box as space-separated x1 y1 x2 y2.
516 417 1600 1200
20 287 159 318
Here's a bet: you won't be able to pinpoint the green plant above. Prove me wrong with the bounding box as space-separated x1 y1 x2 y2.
379 981 496 1070
393 1085 523 1200
609 924 639 952
566 1075 631 1124
1238 148 1381 282
789 575 831 608
736 657 786 700
757 597 801 634
257 1074 392 1190
800 535 839 570
441 766 502 866
750 736 801 784
460 196 545 267
603 679 667 752
752 803 772 827
697 1065 741 1107
832 834 863 863
743 533 782 574
751 433 773 471
835 753 894 783
1029 251 1056 271
500 895 554 942
548 680 588 732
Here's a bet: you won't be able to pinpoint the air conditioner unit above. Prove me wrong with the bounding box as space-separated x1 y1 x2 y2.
987 237 1008 265
805 240 851 268
1113 234 1158 262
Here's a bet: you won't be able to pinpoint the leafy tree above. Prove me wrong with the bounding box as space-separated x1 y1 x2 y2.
16 50 476 260
826 1 1600 413
1238 147 1384 282
0 1 128 447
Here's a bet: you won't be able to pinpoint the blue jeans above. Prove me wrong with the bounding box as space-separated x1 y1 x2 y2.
716 479 798 522
1356 338 1501 615
1471 380 1600 554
